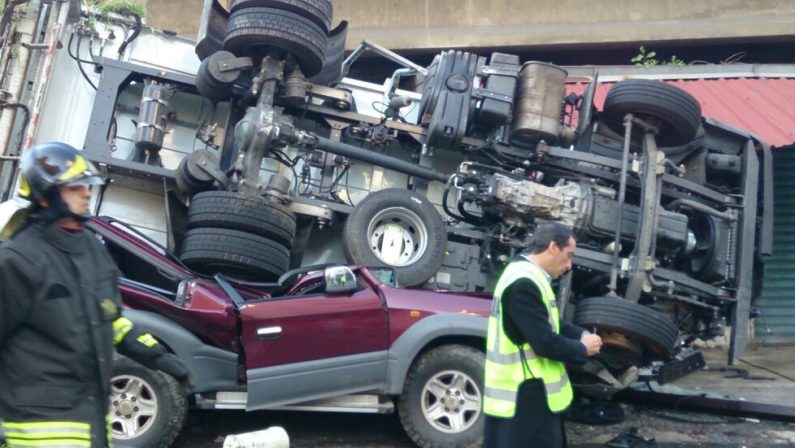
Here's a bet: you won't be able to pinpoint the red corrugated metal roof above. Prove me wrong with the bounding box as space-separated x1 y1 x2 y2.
567 78 795 148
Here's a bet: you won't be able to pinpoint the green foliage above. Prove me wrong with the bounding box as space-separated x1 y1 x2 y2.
667 55 686 67
631 46 686 67
98 0 146 19
631 46 658 66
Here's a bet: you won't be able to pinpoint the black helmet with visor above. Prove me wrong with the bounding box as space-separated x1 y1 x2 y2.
17 142 104 221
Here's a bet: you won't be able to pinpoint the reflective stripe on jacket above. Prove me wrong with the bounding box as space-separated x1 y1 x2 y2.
2 420 92 447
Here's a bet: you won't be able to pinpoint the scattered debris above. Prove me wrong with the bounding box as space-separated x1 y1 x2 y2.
702 366 777 381
605 427 657 448
569 400 625 425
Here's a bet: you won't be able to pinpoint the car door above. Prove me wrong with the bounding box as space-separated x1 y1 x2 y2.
238 271 390 410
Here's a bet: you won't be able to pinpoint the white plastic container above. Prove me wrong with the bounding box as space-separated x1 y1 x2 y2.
222 426 290 448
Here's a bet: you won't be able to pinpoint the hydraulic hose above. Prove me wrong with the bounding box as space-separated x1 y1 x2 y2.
668 198 735 221
310 135 449 183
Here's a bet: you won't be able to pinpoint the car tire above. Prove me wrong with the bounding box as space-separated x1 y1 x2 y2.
229 0 332 33
187 191 296 248
223 7 327 77
573 297 679 361
602 79 702 147
110 357 187 448
343 189 447 287
180 227 290 280
398 345 485 448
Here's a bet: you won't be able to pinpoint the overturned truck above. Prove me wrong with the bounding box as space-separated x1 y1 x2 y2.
182 0 771 368
0 0 774 445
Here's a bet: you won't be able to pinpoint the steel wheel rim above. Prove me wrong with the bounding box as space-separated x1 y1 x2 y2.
366 207 428 267
420 369 482 434
109 374 159 440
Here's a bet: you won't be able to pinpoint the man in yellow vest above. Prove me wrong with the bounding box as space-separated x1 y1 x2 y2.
483 222 602 448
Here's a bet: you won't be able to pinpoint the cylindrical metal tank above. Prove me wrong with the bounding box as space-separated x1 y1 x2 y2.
510 61 568 147
134 79 174 153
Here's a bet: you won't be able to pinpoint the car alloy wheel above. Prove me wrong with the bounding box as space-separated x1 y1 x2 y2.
110 375 159 440
420 369 482 434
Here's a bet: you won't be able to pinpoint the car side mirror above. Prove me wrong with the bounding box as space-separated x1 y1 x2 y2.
324 266 358 294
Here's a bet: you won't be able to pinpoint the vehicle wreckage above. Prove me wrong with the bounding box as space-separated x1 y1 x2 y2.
0 0 774 446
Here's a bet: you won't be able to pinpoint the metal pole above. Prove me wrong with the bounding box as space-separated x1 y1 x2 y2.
607 114 634 296
22 0 70 149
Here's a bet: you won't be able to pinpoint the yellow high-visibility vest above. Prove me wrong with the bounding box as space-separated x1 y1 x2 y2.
483 260 573 417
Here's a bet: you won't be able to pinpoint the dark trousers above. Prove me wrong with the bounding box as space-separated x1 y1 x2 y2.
483 379 567 448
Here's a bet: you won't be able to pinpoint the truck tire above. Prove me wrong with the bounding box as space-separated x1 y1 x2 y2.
398 345 485 448
602 79 701 147
229 0 332 33
110 357 187 448
224 7 326 77
573 297 679 360
187 191 296 248
343 189 447 287
180 227 290 280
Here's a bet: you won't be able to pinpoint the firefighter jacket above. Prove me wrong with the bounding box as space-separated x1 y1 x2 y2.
0 221 121 447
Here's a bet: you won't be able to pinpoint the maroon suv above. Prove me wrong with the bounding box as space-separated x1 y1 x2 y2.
91 217 491 448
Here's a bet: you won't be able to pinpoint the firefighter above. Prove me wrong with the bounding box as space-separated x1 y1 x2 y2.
0 142 191 448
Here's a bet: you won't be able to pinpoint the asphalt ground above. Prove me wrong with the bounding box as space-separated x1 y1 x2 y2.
174 404 795 447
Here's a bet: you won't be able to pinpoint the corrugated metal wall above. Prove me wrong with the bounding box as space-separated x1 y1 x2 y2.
757 147 795 345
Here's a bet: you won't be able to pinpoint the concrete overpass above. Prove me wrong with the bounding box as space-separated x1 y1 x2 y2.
142 0 795 54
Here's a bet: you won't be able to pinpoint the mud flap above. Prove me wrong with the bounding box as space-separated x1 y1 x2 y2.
657 349 706 385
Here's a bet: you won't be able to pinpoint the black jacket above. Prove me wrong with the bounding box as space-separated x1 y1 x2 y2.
0 221 121 447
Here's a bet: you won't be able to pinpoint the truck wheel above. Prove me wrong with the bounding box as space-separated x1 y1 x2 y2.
343 189 446 287
110 357 187 448
602 79 701 147
180 227 290 280
224 7 326 77
573 297 679 362
399 345 485 448
187 191 296 248
229 0 332 33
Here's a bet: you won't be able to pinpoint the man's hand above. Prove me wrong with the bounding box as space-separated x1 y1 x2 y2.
580 333 603 357
154 353 194 393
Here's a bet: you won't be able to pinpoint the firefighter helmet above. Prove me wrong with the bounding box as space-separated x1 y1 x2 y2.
17 142 104 203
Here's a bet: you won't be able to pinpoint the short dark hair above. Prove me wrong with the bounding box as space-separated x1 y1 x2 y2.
526 222 573 254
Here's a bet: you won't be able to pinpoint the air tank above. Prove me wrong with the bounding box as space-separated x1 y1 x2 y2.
510 61 567 147
134 79 174 153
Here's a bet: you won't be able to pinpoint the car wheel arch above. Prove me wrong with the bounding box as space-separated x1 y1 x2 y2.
384 313 487 395
121 310 239 393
